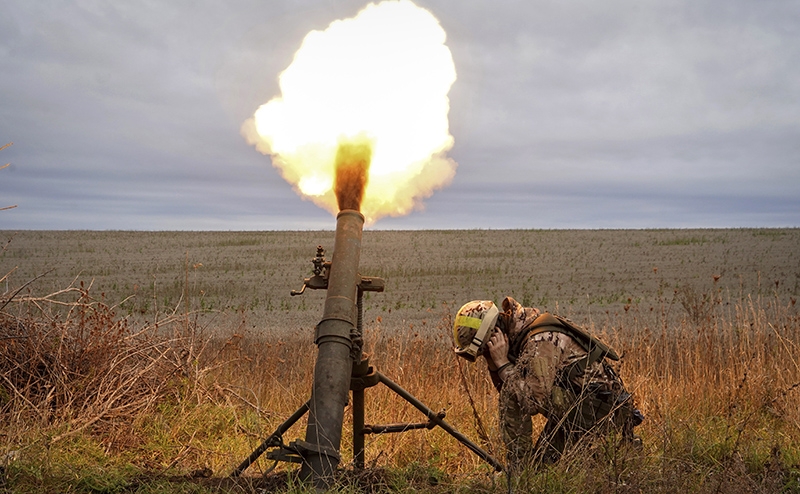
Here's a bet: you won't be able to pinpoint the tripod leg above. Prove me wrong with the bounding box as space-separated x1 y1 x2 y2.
353 387 365 470
376 372 504 472
230 401 310 477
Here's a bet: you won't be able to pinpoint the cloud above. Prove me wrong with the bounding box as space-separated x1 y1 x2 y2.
0 0 798 230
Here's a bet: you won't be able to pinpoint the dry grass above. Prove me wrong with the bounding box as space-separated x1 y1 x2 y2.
0 229 799 492
0 281 202 450
601 285 800 493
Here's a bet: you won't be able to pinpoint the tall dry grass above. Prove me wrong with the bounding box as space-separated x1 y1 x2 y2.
600 282 800 493
193 280 800 492
1 274 798 492
0 281 202 445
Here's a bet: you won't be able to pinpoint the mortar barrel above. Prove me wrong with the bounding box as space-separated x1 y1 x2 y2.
300 209 364 487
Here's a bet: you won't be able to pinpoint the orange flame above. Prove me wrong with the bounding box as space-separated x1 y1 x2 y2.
242 0 457 224
334 139 371 212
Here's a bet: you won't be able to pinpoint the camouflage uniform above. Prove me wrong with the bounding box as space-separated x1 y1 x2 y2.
490 297 638 467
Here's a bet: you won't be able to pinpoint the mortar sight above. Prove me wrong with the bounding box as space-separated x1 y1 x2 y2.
290 246 329 295
292 246 385 296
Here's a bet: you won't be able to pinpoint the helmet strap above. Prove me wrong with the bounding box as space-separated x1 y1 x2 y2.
466 305 499 357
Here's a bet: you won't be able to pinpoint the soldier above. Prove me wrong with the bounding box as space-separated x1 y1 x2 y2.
453 297 642 468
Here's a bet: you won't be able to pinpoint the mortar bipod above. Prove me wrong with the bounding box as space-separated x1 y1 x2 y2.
231 356 503 476
231 248 503 477
349 354 504 472
230 401 310 477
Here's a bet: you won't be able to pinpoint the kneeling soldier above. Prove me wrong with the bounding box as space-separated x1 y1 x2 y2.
453 297 643 468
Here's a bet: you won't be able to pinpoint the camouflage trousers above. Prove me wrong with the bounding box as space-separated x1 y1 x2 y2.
499 383 639 469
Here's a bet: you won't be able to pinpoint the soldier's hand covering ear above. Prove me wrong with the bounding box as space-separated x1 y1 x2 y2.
486 330 510 368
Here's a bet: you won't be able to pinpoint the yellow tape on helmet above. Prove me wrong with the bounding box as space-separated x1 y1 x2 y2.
455 315 483 330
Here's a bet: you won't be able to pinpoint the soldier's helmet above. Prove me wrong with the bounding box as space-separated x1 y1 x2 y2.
453 300 500 362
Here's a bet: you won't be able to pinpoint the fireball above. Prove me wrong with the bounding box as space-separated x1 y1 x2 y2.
242 0 457 222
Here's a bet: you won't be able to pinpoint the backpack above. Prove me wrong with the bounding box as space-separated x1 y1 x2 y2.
509 313 627 429
508 313 620 384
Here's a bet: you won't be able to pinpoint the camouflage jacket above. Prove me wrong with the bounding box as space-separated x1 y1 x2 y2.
492 297 618 418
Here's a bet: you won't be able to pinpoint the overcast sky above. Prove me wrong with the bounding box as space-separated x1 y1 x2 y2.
1 0 798 230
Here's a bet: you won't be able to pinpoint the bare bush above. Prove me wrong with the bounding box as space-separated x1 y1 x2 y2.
0 282 197 448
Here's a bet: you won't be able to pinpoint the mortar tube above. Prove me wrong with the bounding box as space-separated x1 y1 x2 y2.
300 210 364 488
